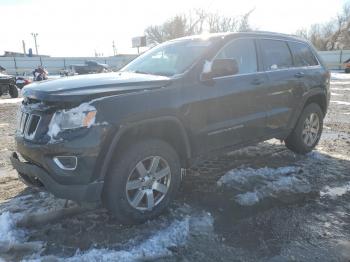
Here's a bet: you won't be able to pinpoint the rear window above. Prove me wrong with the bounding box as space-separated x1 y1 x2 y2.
288 41 319 67
260 39 293 71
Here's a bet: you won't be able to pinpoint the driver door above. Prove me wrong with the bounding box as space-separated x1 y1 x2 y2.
185 38 268 154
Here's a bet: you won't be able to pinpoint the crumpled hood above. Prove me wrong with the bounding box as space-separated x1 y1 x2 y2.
22 72 171 103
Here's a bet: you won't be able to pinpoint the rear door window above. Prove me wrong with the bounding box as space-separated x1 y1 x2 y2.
288 41 319 67
259 39 293 71
216 38 257 74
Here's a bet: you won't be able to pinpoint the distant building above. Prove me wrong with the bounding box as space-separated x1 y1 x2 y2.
1 51 50 57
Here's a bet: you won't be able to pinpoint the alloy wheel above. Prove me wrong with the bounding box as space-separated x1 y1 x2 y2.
125 156 171 211
302 112 320 147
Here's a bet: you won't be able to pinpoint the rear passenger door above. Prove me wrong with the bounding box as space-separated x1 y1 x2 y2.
288 40 322 95
257 39 302 134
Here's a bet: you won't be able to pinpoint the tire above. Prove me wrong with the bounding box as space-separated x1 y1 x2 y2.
285 103 323 154
103 139 181 224
9 85 18 98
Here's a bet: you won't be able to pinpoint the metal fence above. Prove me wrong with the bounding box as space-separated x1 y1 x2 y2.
0 51 349 76
317 50 350 70
0 55 137 75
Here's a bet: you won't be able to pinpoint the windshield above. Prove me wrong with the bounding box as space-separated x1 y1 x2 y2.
121 39 212 77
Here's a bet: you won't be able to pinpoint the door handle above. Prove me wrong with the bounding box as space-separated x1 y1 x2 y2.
294 72 305 78
251 78 264 85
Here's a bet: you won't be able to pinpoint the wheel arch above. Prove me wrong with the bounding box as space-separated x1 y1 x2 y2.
287 89 327 136
303 93 327 116
98 116 191 181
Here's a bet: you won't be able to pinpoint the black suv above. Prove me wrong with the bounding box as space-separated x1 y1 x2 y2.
11 32 330 224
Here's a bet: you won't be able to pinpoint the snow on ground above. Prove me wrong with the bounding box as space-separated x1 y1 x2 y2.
216 151 331 206
0 212 26 252
331 100 350 106
0 192 70 257
0 98 23 105
217 166 312 206
61 213 213 262
320 183 350 199
0 190 214 261
331 71 350 81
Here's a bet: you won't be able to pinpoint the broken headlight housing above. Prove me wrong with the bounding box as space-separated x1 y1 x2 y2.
48 105 96 137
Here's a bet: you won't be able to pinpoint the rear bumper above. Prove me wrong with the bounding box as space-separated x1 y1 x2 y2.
10 152 103 202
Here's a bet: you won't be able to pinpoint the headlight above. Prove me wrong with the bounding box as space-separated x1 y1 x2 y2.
48 104 96 137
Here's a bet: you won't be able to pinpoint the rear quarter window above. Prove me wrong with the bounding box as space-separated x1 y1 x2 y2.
288 41 319 67
259 39 293 71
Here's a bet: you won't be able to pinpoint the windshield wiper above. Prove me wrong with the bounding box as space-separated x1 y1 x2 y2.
132 70 174 77
133 70 151 75
152 72 174 77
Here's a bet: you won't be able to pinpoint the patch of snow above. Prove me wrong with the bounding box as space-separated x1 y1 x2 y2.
0 212 25 250
330 100 350 106
320 183 350 199
235 191 260 206
331 87 350 91
331 72 350 80
217 166 299 187
0 192 68 218
34 212 213 262
218 166 312 206
0 192 76 260
1 192 213 262
306 151 327 160
0 98 23 104
67 218 190 261
331 92 342 96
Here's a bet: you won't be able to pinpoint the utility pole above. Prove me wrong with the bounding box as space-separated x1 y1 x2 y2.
112 40 117 56
31 33 39 55
22 40 26 56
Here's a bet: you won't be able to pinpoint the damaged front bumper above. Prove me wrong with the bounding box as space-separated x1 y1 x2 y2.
10 152 103 202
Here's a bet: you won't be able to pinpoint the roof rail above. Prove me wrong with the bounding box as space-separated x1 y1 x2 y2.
242 30 294 37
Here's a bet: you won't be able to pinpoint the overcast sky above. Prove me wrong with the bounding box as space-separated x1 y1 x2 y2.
0 0 348 57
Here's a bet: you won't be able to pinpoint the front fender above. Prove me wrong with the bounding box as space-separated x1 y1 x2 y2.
96 116 191 181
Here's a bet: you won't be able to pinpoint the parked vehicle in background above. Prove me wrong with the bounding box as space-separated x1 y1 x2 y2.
0 71 19 98
11 32 330 224
70 60 109 75
343 58 350 73
16 76 32 89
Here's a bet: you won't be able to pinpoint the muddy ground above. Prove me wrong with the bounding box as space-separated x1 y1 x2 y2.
0 73 349 261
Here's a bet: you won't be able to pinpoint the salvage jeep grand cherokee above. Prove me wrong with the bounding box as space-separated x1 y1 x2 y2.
11 32 330 224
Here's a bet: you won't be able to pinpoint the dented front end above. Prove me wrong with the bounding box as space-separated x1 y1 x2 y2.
11 96 111 201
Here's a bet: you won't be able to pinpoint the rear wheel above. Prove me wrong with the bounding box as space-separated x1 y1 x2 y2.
103 139 181 224
9 85 18 98
285 103 323 154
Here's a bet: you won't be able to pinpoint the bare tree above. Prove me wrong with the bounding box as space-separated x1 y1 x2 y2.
145 9 254 44
296 2 350 51
238 9 255 32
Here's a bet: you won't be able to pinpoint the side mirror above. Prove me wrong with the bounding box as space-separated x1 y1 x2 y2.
201 59 239 81
211 59 239 78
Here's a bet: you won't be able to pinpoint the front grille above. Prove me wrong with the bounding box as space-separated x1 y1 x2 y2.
17 111 41 139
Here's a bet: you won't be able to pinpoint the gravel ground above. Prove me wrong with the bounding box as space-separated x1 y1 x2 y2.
0 73 349 261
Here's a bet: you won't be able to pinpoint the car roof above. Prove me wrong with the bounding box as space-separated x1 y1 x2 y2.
170 31 306 43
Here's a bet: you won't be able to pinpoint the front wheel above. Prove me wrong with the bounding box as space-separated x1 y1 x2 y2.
9 85 18 98
285 103 323 154
103 139 181 224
